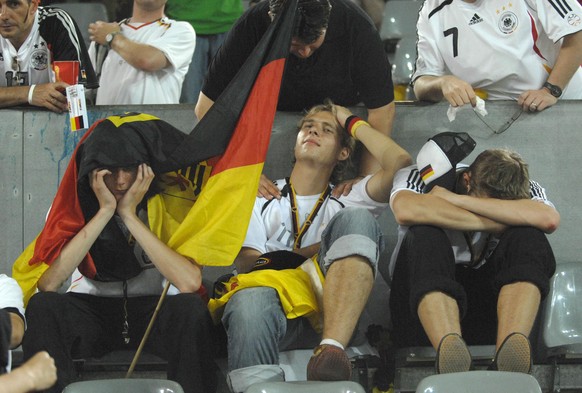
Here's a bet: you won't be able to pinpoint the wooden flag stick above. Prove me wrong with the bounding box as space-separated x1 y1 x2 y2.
126 280 171 378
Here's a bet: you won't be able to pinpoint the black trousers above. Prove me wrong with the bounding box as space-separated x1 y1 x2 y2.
22 291 217 393
390 225 556 348
0 309 10 374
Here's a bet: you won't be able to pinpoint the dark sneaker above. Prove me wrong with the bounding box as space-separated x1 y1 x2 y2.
490 332 532 373
306 344 352 381
435 333 472 374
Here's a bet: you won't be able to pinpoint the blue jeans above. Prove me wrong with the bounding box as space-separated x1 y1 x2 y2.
222 207 383 392
180 33 227 104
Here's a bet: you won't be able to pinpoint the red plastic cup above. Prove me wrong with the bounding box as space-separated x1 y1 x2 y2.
53 60 80 85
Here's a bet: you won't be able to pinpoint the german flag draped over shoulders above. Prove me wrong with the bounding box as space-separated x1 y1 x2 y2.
13 1 297 305
12 114 201 304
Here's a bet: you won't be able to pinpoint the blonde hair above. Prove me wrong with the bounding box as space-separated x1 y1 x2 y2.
468 149 530 200
297 100 356 184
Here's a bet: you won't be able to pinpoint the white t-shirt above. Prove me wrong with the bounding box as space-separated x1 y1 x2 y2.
244 176 388 254
91 17 196 104
388 163 555 276
0 275 24 318
0 274 24 373
413 0 582 99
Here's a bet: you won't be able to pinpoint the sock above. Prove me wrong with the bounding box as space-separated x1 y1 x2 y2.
320 338 345 350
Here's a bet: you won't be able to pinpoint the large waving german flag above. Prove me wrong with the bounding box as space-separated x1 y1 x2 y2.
163 0 297 266
13 1 297 303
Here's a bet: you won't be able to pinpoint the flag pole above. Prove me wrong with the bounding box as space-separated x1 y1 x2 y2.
126 280 171 378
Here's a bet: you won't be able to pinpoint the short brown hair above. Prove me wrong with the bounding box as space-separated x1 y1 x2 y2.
297 100 356 184
468 149 530 200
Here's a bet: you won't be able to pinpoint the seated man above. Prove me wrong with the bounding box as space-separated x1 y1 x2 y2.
389 133 559 373
17 114 217 393
413 0 582 112
0 274 56 392
0 0 98 112
209 101 411 392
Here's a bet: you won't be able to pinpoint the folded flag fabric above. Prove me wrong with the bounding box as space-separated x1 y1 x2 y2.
208 256 325 332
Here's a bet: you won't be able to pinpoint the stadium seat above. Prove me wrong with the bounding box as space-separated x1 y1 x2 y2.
415 371 542 393
543 262 582 358
379 0 421 59
542 262 582 392
62 378 184 393
50 3 109 48
244 381 366 393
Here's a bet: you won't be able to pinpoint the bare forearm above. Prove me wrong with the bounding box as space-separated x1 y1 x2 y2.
9 313 24 348
0 367 36 393
111 35 169 72
194 92 214 120
393 192 504 232
1 351 56 392
119 212 202 292
294 243 320 259
38 208 114 292
357 125 411 175
413 75 446 102
353 121 411 202
445 195 560 234
359 103 395 175
547 31 582 89
0 86 29 107
234 247 262 274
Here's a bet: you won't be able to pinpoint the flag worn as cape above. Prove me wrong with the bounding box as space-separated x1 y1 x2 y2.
13 113 210 304
13 1 297 303
163 0 297 266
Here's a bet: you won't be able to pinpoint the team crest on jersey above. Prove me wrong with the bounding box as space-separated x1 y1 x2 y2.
30 50 48 71
567 12 581 27
498 11 518 34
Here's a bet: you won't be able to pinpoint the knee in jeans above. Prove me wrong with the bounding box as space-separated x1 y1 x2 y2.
330 208 378 233
223 288 285 339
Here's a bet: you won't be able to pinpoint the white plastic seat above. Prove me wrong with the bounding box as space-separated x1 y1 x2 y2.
542 262 582 392
379 0 422 42
62 378 184 393
50 3 109 48
543 262 582 358
244 381 366 393
415 371 542 393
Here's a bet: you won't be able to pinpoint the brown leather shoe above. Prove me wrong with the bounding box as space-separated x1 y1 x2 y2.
306 344 352 381
435 333 473 374
490 332 532 373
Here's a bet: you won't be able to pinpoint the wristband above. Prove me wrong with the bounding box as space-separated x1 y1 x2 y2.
27 84 36 105
343 115 369 140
